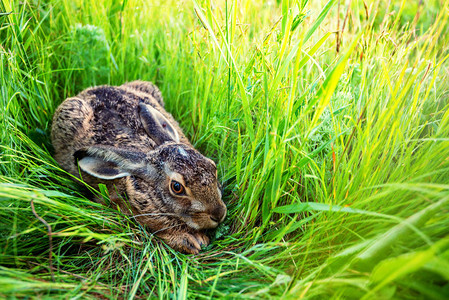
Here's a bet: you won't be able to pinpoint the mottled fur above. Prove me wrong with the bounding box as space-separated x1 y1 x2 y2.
51 81 226 254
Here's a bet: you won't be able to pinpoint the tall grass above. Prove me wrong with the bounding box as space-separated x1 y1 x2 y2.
1 0 449 298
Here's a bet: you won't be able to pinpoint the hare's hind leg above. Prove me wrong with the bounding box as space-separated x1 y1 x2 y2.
51 97 93 173
121 80 164 107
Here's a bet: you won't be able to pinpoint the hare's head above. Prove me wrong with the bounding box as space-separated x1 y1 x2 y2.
74 102 226 230
150 142 226 229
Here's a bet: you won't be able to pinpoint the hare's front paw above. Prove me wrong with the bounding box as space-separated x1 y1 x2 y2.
179 231 210 254
160 231 210 254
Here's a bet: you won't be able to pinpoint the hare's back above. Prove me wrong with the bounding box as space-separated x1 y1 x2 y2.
52 83 163 174
79 85 164 148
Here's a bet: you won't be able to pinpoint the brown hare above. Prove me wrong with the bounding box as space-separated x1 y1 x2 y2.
51 81 226 254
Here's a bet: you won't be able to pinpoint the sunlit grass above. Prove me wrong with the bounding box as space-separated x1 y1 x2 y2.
1 0 449 298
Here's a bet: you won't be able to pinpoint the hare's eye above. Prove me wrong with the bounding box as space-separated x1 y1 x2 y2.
170 180 185 195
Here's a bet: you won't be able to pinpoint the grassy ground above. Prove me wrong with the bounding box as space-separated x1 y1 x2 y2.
1 0 449 298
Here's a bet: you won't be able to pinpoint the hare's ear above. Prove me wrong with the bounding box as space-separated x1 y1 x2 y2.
75 146 147 180
77 156 130 180
138 102 180 145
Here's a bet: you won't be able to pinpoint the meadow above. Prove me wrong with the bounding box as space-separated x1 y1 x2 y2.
1 0 449 298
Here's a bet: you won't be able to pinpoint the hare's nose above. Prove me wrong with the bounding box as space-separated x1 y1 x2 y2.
210 205 226 223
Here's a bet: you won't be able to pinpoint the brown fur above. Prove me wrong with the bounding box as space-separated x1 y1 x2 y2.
51 81 226 254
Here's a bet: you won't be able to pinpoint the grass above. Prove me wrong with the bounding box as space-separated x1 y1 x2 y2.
1 0 449 298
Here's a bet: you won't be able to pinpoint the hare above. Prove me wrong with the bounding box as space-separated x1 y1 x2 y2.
51 81 226 254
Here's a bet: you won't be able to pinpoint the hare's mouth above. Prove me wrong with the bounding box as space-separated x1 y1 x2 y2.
181 213 220 230
181 216 202 230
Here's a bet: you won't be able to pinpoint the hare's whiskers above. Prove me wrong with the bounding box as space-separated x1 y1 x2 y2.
130 212 177 219
152 223 183 235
